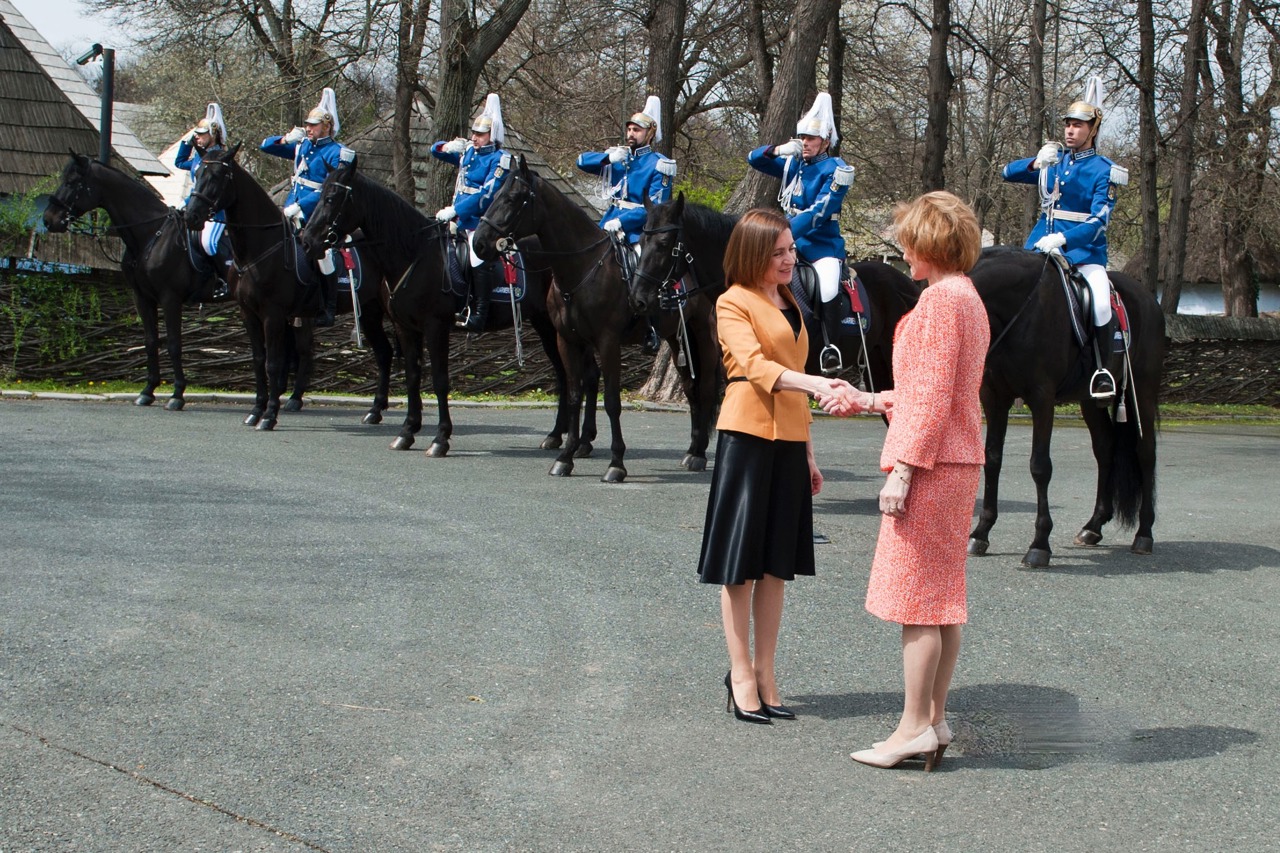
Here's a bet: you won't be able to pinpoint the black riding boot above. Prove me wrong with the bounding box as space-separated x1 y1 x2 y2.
317 262 339 328
212 242 234 300
818 296 844 374
461 261 495 332
643 318 662 355
1089 319 1118 401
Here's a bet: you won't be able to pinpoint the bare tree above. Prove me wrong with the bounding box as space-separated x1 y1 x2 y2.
920 0 954 191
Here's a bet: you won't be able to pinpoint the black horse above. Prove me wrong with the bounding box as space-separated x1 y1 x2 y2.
967 247 1165 567
42 153 234 410
298 157 576 456
183 144 395 430
474 155 700 482
631 194 921 394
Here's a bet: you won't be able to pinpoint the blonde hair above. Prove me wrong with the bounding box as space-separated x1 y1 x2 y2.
893 191 982 274
724 208 792 288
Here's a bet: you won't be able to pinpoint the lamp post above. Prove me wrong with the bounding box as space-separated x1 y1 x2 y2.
75 43 115 166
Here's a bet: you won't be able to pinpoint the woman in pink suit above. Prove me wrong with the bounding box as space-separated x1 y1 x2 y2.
824 191 988 770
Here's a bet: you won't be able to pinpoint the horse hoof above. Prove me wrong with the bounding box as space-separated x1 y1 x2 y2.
165 397 185 412
244 413 261 426
1131 536 1154 555
283 398 304 413
256 418 277 432
135 394 155 407
390 435 415 451
602 467 627 484
967 538 989 557
549 461 574 477
682 454 708 472
1074 529 1103 547
540 435 563 451
362 411 383 425
425 442 448 458
574 442 593 459
1021 548 1051 568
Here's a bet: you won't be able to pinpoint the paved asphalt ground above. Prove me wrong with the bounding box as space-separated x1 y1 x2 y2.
1 397 1278 852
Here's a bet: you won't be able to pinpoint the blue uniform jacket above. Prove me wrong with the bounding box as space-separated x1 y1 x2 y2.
429 142 509 232
259 135 351 220
1002 148 1119 267
174 141 225 221
747 145 850 263
576 145 674 244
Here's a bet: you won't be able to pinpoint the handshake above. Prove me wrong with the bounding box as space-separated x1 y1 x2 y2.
810 377 891 418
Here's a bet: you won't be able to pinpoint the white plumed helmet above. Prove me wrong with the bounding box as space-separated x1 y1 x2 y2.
796 92 838 147
470 93 505 144
627 95 663 144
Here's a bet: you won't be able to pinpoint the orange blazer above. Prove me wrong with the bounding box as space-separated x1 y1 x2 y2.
715 283 813 441
880 274 989 470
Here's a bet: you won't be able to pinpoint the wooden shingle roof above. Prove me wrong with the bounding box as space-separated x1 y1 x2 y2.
0 0 167 195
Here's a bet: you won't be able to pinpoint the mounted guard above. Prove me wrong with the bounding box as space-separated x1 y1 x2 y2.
174 102 232 298
747 92 856 374
260 87 355 326
1002 76 1129 402
577 95 677 354
430 93 512 333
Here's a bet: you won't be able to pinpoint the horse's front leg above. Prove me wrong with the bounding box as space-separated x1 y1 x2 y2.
598 339 627 484
1075 399 1117 547
158 293 188 411
131 288 161 407
362 301 394 425
968 390 1010 557
531 314 568 450
391 327 422 450
680 320 716 472
282 319 312 413
550 338 587 476
423 320 452 457
1022 397 1058 567
258 313 289 431
576 355 600 458
241 306 268 426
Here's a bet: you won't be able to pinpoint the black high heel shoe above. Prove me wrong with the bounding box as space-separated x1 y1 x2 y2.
724 672 771 724
758 695 797 720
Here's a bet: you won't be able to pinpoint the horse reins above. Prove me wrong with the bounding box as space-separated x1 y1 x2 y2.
986 254 1054 355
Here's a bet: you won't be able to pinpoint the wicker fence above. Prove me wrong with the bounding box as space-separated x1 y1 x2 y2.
2 266 1278 406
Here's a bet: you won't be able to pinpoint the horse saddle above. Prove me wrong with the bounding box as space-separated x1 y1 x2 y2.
612 237 638 284
491 253 527 304
787 259 870 334
1046 254 1127 351
183 227 233 304
445 230 470 298
335 242 364 293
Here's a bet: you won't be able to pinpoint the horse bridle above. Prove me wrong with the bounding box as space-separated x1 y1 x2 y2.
636 222 699 310
315 180 355 250
187 156 294 276
479 169 538 255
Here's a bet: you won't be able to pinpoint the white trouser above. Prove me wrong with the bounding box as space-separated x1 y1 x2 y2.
200 220 225 257
813 256 841 302
1078 263 1112 326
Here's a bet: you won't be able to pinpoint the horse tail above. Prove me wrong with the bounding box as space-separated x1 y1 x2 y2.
1108 410 1154 529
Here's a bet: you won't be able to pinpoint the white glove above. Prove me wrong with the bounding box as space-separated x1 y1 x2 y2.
443 138 467 155
773 139 803 158
283 203 304 228
435 206 456 222
183 128 198 144
1032 142 1060 170
607 146 628 164
1034 233 1066 253
603 219 623 234
283 127 306 144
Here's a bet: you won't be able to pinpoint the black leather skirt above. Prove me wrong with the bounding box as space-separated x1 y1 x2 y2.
697 430 815 585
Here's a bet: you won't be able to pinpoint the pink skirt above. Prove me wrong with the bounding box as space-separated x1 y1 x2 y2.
865 462 981 625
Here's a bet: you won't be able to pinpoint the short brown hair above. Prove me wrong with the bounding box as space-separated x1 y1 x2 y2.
724 208 792 288
893 191 982 273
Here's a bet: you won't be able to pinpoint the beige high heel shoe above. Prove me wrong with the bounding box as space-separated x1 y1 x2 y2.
873 719 953 764
851 727 941 771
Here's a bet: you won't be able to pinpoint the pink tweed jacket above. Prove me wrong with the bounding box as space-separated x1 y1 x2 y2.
879 274 989 471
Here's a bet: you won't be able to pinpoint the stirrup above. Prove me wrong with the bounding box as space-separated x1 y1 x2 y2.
211 280 229 301
1089 368 1116 400
455 307 472 329
819 343 843 376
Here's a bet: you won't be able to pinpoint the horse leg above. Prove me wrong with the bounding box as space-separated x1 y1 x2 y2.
532 316 567 450
391 328 422 450
161 294 187 411
681 326 715 472
257 314 289 430
242 307 268 426
576 354 599 459
281 320 310 413
968 391 1009 556
423 320 453 457
132 289 161 407
1131 389 1159 555
1074 401 1116 547
599 340 627 484
362 304 393 425
550 338 586 476
1022 397 1058 568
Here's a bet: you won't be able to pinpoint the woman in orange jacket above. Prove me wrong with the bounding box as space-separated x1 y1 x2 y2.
697 209 855 725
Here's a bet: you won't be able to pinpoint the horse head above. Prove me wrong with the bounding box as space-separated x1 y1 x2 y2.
300 160 358 262
632 192 689 314
43 152 100 233
473 154 539 262
184 142 242 230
